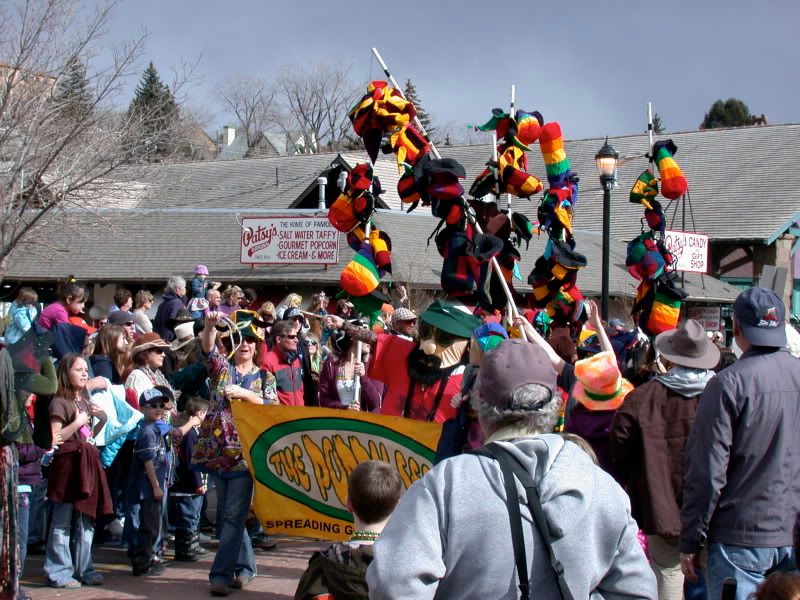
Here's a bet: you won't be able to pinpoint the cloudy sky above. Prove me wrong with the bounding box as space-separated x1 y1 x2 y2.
102 0 799 140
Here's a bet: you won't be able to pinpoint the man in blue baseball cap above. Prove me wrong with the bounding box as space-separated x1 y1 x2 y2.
680 287 800 598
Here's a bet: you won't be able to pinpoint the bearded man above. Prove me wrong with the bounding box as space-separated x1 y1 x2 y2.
324 300 480 423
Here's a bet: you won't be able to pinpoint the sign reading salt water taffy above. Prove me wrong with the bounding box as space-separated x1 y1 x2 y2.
240 216 339 265
231 404 442 540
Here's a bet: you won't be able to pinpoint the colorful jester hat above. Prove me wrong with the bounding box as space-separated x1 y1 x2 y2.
476 108 544 150
652 139 688 200
349 80 419 163
328 163 381 235
629 169 659 210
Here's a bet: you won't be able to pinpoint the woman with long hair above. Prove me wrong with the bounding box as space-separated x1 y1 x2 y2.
192 310 276 596
44 354 111 588
318 328 383 411
90 325 129 384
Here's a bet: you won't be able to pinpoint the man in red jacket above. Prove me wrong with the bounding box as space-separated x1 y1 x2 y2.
324 299 481 423
261 319 304 406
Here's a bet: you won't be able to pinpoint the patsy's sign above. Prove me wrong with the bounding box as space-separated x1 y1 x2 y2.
240 216 339 265
232 404 442 540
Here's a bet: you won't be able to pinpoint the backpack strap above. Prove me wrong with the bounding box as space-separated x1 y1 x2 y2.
471 443 574 600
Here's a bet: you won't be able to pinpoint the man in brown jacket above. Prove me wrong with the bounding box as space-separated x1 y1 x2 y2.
610 319 719 600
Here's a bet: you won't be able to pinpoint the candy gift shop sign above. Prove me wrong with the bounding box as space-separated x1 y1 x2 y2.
664 230 709 274
240 216 339 265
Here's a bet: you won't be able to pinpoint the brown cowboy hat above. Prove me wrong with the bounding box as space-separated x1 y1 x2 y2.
131 333 170 356
655 319 720 370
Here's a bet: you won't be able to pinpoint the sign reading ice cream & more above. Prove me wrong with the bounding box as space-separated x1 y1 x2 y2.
240 216 339 265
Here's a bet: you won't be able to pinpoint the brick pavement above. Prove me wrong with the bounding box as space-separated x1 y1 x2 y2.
21 536 329 599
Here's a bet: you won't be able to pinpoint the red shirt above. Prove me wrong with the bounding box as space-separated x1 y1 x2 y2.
369 334 461 423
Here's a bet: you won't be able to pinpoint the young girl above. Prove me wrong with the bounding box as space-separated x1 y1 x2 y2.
44 354 110 589
38 282 88 331
90 325 129 385
3 287 38 344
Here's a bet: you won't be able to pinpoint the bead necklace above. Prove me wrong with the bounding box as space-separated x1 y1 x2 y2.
349 530 380 544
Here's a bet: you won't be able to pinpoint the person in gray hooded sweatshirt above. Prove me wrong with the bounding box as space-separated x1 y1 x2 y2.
367 338 656 600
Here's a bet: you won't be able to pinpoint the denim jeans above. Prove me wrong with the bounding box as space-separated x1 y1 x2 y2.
17 493 30 586
132 499 161 572
707 542 798 599
170 494 202 533
123 501 140 558
43 501 98 586
26 481 48 545
209 474 256 586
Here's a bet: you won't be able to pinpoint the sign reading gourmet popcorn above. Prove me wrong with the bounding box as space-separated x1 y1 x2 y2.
240 216 339 265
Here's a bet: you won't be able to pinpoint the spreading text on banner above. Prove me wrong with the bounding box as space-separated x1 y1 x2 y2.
240 216 339 264
232 403 443 540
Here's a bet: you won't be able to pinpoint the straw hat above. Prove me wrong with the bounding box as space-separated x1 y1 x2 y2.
572 351 633 411
131 333 170 356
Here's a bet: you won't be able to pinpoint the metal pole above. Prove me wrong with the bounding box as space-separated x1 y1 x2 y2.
316 176 327 210
371 47 524 332
647 102 654 160
507 84 515 213
601 182 611 321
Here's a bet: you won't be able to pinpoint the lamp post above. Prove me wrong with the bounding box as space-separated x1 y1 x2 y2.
595 138 619 321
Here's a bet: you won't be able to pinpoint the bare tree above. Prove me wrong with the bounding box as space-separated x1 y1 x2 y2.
215 74 276 147
0 0 194 280
273 59 361 153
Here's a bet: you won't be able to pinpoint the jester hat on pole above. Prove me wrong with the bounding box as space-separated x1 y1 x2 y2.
328 163 380 233
476 108 544 151
626 232 666 281
340 243 382 297
652 139 688 200
629 169 659 210
539 122 571 188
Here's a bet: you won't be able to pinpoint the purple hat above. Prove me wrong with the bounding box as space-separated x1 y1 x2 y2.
733 287 786 347
195 264 209 276
478 339 557 410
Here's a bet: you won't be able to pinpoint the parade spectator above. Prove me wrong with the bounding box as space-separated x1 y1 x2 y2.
304 333 322 388
153 276 187 342
306 292 328 341
390 307 417 341
90 325 129 384
44 354 110 588
129 388 171 577
108 309 136 341
168 322 210 408
611 319 719 600
367 339 656 598
206 288 222 313
88 305 109 330
241 288 258 310
261 319 304 406
2 287 38 345
680 288 800 599
124 333 173 403
335 298 353 320
190 265 213 301
257 301 277 342
169 396 209 562
283 308 318 405
111 288 133 313
193 310 276 596
276 293 302 320
548 316 578 365
132 290 154 335
319 326 383 412
38 281 88 331
295 461 403 600
751 573 800 600
219 285 243 316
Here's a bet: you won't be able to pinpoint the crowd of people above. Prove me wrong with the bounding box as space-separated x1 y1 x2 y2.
0 263 798 599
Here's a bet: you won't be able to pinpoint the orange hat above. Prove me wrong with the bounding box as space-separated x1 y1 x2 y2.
571 351 633 411
68 315 97 335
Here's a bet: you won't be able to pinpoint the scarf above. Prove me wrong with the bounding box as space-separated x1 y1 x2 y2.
655 366 714 398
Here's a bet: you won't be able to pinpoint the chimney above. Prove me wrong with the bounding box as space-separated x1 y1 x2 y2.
222 125 236 147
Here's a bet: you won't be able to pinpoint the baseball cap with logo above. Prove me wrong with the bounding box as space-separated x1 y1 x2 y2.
733 287 787 347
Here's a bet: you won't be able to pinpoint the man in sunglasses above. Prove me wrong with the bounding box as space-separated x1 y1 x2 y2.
262 319 305 406
325 299 480 423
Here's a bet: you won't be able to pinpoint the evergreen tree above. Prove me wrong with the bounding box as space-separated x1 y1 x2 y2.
652 113 664 134
700 98 753 129
55 55 92 121
126 62 179 161
403 78 434 138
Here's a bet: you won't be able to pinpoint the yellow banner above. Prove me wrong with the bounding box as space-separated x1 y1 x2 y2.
232 404 442 541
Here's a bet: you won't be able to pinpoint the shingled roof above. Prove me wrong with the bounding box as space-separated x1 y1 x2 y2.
2 208 738 302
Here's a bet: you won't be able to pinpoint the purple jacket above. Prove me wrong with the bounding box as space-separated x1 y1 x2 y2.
17 440 45 487
318 355 383 412
565 405 623 485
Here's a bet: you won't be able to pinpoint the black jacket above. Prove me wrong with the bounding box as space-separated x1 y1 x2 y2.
680 348 800 552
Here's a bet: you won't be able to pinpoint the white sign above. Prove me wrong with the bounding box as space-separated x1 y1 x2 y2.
663 230 709 273
240 216 339 265
687 306 721 331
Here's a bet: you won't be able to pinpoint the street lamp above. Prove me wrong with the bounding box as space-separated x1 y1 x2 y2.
595 138 619 321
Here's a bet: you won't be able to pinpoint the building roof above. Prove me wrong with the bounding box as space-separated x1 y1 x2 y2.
127 123 800 244
2 208 739 302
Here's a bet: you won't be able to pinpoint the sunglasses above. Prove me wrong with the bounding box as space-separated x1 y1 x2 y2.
281 334 298 340
305 340 318 346
150 348 166 354
123 321 134 326
144 401 168 409
417 321 458 347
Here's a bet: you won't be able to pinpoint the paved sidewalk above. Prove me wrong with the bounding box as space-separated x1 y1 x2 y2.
22 536 328 599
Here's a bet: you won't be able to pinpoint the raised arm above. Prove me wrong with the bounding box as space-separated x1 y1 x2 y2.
323 315 378 346
513 315 567 374
585 300 614 354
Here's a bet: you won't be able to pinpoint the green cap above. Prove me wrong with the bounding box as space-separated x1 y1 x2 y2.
420 300 482 339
